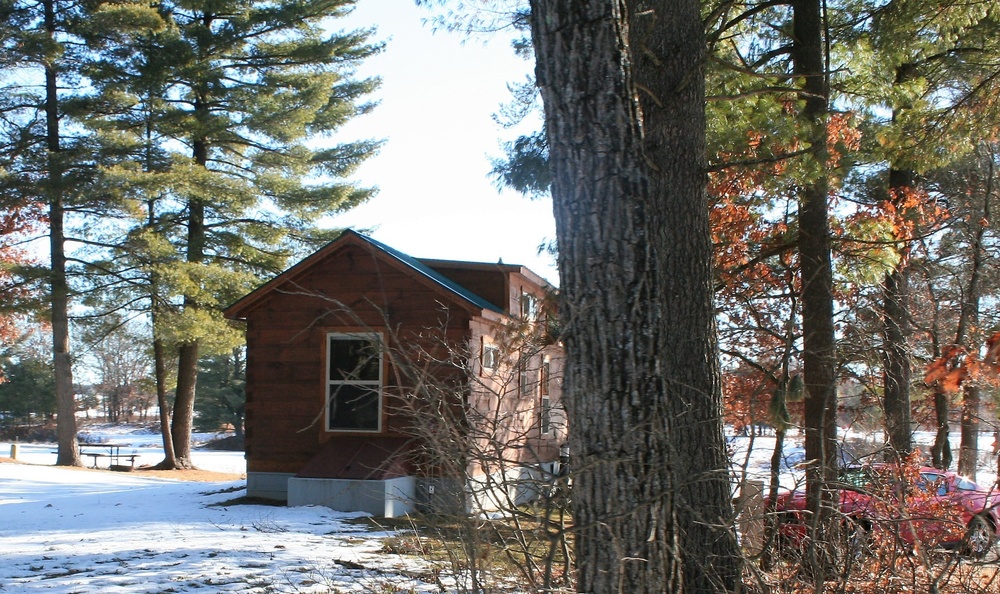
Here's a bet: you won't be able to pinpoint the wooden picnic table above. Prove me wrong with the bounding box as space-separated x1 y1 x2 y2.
80 443 139 469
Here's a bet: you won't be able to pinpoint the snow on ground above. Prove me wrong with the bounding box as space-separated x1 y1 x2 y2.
0 463 440 593
2 425 999 593
1 426 441 593
7 423 247 474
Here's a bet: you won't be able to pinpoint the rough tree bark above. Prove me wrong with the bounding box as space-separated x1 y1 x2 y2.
881 167 915 461
629 6 740 591
529 1 739 591
46 0 80 467
791 0 840 580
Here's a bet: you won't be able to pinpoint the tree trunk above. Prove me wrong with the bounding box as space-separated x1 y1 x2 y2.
931 386 953 470
45 0 79 467
881 255 911 460
530 3 680 590
958 385 979 478
629 4 740 590
529 1 738 591
153 334 177 468
51 187 79 467
791 0 839 580
880 62 919 462
955 167 988 479
169 131 209 469
171 340 199 468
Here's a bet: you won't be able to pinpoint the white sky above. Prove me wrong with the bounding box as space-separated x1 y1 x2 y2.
322 0 560 284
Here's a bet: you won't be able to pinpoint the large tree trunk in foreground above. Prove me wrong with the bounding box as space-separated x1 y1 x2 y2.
529 1 739 591
629 5 740 591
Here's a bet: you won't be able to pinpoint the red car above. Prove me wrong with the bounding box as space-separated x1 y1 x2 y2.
770 465 1000 558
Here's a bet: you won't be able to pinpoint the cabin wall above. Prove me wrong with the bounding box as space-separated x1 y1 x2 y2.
467 317 566 477
242 243 475 476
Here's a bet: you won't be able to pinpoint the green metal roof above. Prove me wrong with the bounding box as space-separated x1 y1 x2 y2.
347 230 503 314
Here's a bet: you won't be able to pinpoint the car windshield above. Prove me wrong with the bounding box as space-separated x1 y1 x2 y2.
918 473 982 494
838 467 871 489
954 476 980 491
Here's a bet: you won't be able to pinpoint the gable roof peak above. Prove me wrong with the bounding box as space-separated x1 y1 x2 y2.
223 229 504 320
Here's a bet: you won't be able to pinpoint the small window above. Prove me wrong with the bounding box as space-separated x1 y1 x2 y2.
326 333 382 432
520 292 538 321
482 339 500 373
540 396 552 435
540 359 550 397
518 352 534 396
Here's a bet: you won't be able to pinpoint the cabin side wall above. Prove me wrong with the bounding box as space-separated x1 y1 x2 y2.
241 243 475 481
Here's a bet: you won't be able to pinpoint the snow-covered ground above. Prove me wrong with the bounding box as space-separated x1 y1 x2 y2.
2 425 998 593
0 463 440 593
729 427 1000 495
1 425 441 592
5 424 247 474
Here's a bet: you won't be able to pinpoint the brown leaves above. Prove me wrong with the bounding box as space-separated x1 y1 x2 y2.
924 336 1000 393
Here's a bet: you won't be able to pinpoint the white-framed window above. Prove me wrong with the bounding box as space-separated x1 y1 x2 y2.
520 291 538 321
326 332 382 432
540 358 551 435
481 337 500 374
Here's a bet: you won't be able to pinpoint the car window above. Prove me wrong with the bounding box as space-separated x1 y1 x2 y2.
918 473 948 496
838 467 872 490
954 477 979 491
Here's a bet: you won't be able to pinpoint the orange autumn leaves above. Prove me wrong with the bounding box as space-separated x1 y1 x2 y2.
924 333 1000 393
708 112 998 402
0 200 45 372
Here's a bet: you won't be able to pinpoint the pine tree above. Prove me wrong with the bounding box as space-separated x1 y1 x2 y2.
86 0 381 468
195 349 246 437
0 0 163 466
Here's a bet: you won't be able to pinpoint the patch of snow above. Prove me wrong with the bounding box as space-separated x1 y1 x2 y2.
2 426 997 592
7 423 247 474
0 463 438 593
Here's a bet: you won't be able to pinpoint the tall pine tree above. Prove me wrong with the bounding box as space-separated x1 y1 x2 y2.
0 0 162 465
87 0 382 468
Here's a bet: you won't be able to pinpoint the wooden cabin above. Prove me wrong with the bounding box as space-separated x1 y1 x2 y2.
223 230 565 517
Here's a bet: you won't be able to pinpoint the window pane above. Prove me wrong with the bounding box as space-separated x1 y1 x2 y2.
329 336 380 381
328 384 380 431
482 344 499 371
